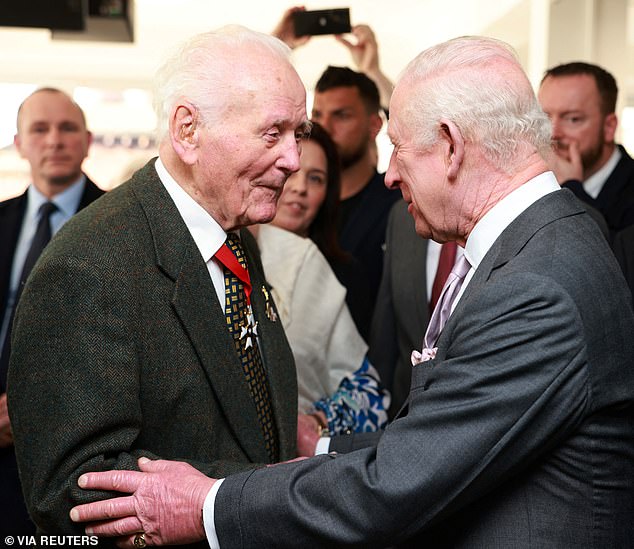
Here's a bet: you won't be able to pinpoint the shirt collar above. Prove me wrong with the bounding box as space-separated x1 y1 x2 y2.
465 171 561 269
154 157 227 262
26 175 86 220
583 146 621 199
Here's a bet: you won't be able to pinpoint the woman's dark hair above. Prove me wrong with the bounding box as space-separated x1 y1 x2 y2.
305 122 348 262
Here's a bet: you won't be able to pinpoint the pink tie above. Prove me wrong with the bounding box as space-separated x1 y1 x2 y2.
423 253 471 350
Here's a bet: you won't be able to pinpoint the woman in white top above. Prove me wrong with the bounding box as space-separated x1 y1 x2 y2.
252 123 389 442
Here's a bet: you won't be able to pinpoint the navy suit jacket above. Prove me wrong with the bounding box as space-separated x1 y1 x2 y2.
563 144 634 236
215 189 634 548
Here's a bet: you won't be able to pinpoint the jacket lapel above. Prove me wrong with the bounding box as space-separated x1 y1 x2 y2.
440 189 585 343
132 161 271 463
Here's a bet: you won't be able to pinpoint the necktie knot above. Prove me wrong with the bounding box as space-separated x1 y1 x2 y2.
39 201 58 218
450 253 471 280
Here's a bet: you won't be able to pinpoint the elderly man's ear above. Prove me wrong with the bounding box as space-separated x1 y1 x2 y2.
170 103 200 163
439 118 464 180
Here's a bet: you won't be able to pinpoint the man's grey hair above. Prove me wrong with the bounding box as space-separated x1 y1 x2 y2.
397 36 552 172
153 25 292 141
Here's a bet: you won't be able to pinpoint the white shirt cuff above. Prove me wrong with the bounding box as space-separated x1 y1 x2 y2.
202 478 225 549
315 436 331 455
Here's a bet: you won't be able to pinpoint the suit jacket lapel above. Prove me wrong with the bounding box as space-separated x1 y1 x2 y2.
132 162 271 463
440 190 585 344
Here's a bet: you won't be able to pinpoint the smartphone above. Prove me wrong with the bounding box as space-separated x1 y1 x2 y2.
292 8 351 37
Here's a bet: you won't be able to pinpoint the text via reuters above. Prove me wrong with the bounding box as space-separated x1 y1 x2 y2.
4 536 99 547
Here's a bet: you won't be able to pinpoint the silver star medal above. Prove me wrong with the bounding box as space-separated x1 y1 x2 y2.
239 307 258 349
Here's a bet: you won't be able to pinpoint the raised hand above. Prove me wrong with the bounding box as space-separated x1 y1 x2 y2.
272 6 311 50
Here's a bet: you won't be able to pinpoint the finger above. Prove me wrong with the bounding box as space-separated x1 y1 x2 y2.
84 516 144 537
351 25 370 41
78 469 144 493
334 35 354 49
71 495 137 523
138 457 193 475
568 141 581 163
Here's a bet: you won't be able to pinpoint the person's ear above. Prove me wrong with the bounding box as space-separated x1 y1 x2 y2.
170 102 199 164
369 112 383 140
439 118 464 180
603 112 617 144
13 134 24 158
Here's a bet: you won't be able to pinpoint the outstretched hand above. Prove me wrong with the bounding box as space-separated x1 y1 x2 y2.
70 457 215 547
335 25 380 76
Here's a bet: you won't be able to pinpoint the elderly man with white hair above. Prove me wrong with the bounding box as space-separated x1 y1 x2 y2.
70 36 634 548
8 26 309 545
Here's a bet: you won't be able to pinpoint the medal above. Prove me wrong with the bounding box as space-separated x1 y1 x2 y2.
239 306 258 349
262 285 277 322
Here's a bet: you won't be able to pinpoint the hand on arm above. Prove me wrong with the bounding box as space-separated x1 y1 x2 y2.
70 458 216 547
272 6 311 49
0 393 13 447
336 25 394 111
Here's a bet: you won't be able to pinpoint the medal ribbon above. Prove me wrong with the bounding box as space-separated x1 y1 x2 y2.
215 241 253 305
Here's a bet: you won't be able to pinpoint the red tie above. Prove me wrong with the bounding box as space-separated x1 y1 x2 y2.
429 241 458 314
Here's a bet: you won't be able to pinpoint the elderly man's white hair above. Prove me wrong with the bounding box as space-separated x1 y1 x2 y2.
397 36 552 172
153 25 293 141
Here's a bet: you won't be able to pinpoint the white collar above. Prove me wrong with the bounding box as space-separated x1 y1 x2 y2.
154 157 227 262
465 171 561 269
583 147 621 199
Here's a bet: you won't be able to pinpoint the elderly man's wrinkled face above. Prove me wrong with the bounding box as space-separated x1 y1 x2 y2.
385 88 448 241
194 59 309 231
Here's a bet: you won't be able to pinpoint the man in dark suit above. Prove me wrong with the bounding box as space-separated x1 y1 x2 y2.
538 61 634 237
0 87 104 535
7 26 308 543
368 199 431 417
68 36 634 548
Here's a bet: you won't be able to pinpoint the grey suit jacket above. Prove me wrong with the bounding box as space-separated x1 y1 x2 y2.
369 199 429 417
7 161 297 541
215 189 634 548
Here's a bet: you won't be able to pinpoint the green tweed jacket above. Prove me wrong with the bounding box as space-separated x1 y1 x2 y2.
7 159 298 541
